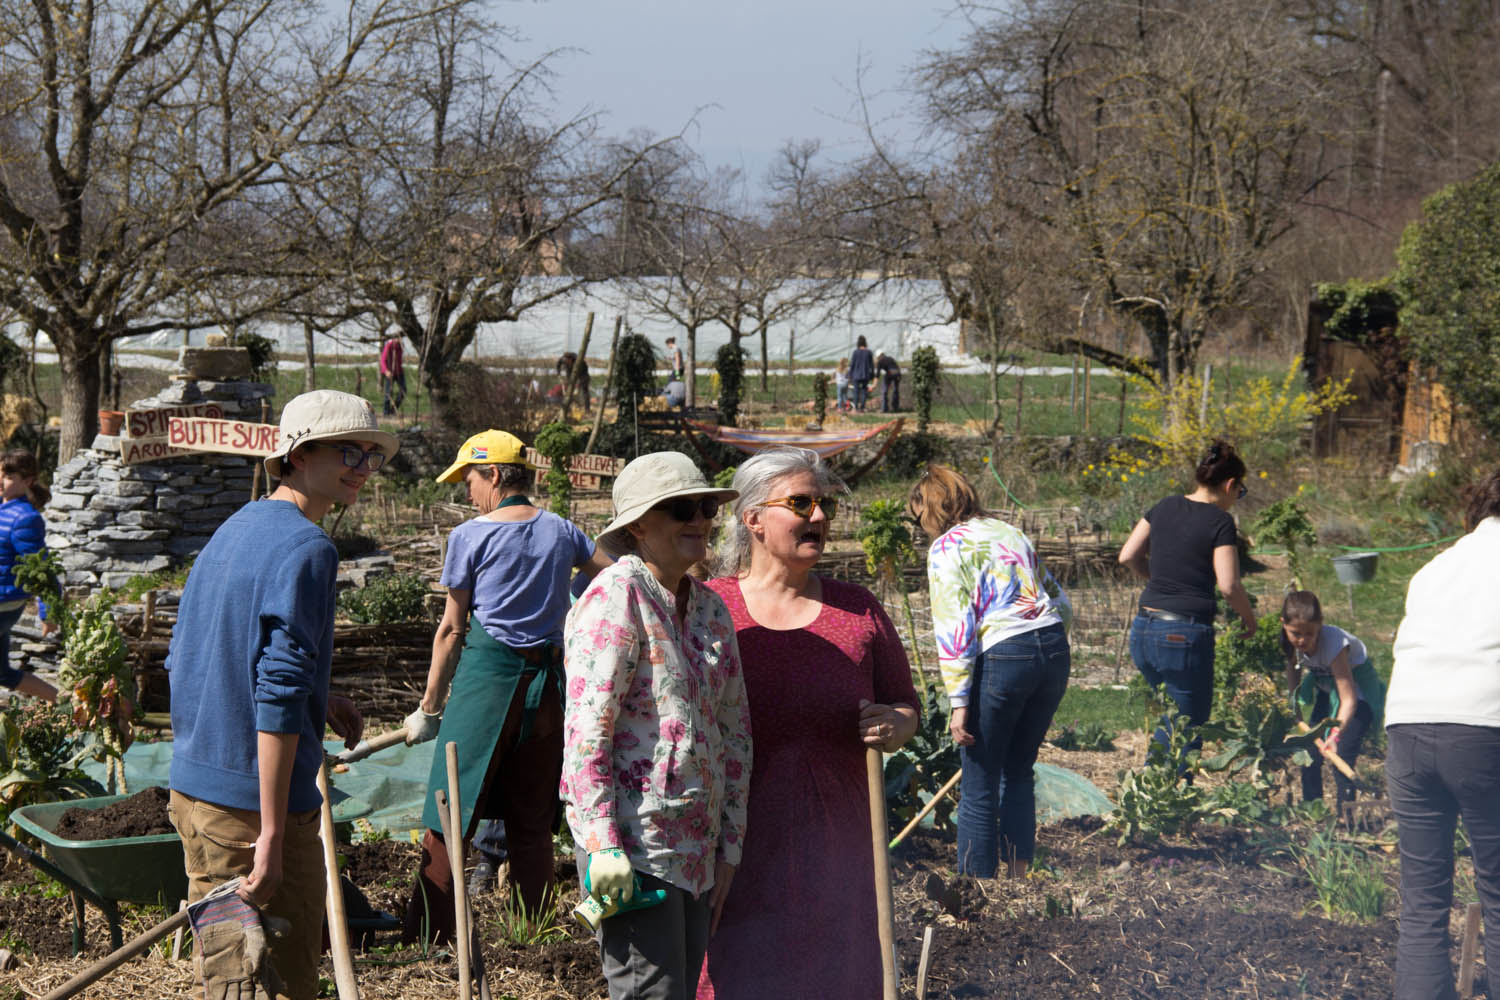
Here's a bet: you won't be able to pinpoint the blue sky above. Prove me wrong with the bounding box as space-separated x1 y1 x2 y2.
502 0 969 189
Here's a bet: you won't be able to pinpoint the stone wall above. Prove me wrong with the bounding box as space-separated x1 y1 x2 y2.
43 376 274 590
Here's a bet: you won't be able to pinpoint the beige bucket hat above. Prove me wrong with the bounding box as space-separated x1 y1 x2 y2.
597 451 738 558
264 390 399 478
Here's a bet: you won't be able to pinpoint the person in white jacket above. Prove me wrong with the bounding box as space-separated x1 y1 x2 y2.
1386 470 1500 1000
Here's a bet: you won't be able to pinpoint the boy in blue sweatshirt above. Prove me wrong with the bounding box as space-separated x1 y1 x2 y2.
167 390 397 1000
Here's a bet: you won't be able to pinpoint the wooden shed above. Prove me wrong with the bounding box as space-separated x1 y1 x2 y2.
1304 290 1461 468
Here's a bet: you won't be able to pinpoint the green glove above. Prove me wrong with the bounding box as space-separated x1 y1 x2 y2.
586 848 635 905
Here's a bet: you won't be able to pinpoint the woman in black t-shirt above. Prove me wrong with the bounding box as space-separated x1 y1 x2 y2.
1117 441 1256 749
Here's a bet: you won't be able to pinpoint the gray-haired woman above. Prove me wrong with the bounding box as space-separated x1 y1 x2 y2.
698 446 919 1000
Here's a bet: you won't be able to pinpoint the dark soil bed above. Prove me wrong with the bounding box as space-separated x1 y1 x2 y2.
0 811 1419 999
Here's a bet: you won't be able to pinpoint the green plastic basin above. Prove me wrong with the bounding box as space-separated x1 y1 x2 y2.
10 792 188 905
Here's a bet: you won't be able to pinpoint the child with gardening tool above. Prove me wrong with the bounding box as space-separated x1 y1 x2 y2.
167 390 391 1000
1282 590 1384 808
399 429 612 941
0 449 57 703
562 451 751 1000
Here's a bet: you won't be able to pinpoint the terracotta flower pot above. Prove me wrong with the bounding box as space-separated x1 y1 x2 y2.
98 410 126 436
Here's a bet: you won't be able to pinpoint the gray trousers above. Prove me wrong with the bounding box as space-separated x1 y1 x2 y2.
596 870 710 1000
1387 723 1500 1000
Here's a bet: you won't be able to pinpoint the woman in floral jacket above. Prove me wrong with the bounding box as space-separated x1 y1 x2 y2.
562 451 751 1000
909 464 1071 878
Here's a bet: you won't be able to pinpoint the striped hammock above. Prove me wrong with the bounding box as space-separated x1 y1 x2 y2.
686 418 904 459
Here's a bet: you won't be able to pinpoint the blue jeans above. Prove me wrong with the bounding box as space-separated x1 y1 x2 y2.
1129 613 1215 756
956 623 1070 875
1387 723 1500 1000
851 379 869 411
0 604 25 689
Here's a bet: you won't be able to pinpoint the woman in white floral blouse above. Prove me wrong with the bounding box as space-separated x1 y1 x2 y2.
909 464 1071 879
561 451 751 1000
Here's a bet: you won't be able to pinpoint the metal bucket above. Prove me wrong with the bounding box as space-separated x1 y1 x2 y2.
1332 552 1379 585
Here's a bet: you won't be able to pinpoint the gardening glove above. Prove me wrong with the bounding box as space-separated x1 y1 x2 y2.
1320 726 1342 753
403 706 442 745
586 848 635 905
187 878 284 1000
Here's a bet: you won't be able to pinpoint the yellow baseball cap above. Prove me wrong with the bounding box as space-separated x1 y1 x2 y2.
435 429 532 483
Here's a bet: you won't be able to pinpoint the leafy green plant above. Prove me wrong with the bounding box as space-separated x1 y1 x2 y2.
883 683 962 833
533 421 580 516
715 343 745 427
58 595 138 789
1213 613 1286 719
12 550 74 640
610 333 659 428
855 499 927 680
1198 693 1321 782
236 330 279 382
811 372 828 425
1049 720 1116 752
910 345 940 432
1108 718 1223 844
1251 497 1318 588
0 701 106 823
337 573 430 625
1266 824 1387 922
490 891 571 946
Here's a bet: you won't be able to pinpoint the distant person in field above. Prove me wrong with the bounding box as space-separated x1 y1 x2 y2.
834 358 850 413
847 336 874 412
666 335 685 380
875 349 901 412
379 333 406 415
556 352 591 412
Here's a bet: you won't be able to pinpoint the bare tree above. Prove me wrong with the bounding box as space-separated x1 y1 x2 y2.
0 0 464 460
917 0 1343 386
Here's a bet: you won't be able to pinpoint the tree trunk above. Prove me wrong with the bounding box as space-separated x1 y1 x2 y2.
303 322 317 391
58 334 104 463
685 326 697 408
760 323 770 391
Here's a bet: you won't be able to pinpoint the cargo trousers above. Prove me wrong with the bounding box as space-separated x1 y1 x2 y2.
169 790 325 1000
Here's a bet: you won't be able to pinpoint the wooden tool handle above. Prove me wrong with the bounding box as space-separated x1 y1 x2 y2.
318 762 361 1000
1295 721 1358 781
446 742 473 1000
41 909 190 1000
890 769 962 850
866 748 900 1000
333 726 410 764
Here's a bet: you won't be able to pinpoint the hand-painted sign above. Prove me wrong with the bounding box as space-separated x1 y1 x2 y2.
167 417 281 457
524 450 626 475
125 403 223 440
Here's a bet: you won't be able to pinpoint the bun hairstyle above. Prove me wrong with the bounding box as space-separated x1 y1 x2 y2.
1195 439 1247 488
1464 468 1500 533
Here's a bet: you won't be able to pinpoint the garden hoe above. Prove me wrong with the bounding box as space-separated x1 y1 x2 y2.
331 725 411 765
867 748 900 1000
1294 720 1379 795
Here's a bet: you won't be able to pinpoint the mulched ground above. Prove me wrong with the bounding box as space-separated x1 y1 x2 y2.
0 804 1420 999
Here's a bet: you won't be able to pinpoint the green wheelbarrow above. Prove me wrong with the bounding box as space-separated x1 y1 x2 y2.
3 785 373 955
4 792 184 955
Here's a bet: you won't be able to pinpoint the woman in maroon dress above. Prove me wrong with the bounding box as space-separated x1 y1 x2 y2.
698 446 919 999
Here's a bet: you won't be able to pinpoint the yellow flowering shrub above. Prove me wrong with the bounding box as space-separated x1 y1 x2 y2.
1104 359 1353 475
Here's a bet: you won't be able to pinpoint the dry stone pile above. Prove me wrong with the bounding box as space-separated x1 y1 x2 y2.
43 374 274 590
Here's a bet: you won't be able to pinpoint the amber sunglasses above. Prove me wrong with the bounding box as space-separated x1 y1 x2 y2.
757 494 839 519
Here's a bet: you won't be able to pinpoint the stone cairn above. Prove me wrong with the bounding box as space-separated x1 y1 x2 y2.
43 347 273 590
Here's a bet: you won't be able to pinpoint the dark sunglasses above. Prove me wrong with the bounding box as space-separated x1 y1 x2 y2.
1236 483 1248 500
312 441 386 471
757 494 839 519
653 495 722 522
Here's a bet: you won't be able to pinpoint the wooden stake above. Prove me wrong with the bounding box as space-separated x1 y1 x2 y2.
1458 901 1482 998
1014 373 1024 438
585 316 624 455
317 763 360 1000
142 590 156 641
916 925 936 1000
890 770 962 850
445 742 473 1000
169 900 186 962
866 748 899 1000
1082 356 1092 431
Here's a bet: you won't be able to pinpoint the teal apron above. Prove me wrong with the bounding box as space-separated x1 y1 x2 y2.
1296 660 1387 726
419 617 563 838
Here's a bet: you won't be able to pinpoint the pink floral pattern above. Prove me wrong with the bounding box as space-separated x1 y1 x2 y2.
561 555 752 895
